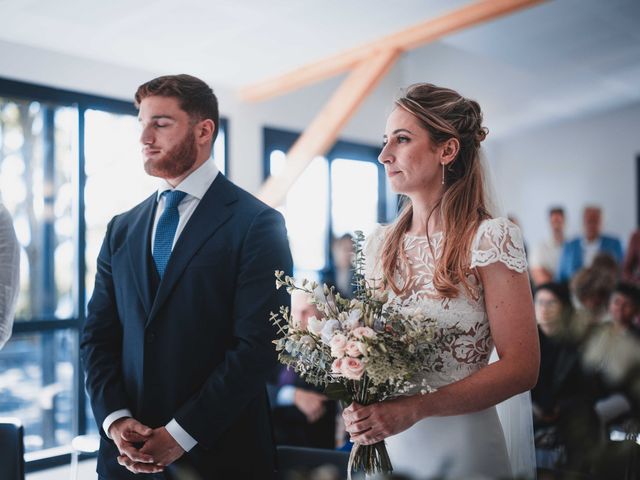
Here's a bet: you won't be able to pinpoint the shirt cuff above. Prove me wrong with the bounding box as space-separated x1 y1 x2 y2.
277 385 296 406
103 409 132 439
166 419 197 452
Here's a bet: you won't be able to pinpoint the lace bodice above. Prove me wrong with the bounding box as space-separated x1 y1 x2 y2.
365 217 527 389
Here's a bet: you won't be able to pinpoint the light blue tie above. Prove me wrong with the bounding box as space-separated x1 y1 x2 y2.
153 190 187 278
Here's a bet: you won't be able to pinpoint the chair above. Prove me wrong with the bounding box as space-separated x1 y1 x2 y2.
0 417 25 480
276 445 350 480
69 434 100 480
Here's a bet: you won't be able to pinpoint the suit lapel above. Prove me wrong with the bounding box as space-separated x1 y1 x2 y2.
126 193 158 317
146 175 237 326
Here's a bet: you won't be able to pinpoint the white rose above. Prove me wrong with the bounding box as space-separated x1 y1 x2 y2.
344 309 363 331
320 319 341 345
307 316 326 336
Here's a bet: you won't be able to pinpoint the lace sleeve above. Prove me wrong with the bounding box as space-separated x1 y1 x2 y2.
470 217 528 273
364 225 386 284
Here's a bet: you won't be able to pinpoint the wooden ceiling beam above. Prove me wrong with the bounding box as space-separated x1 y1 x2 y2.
240 0 546 102
257 48 400 207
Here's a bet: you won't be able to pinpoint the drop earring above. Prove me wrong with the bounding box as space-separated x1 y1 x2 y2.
441 162 445 185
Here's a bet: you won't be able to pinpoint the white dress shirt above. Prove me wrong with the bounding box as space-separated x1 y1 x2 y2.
582 237 602 268
103 157 219 452
0 204 20 350
530 238 563 274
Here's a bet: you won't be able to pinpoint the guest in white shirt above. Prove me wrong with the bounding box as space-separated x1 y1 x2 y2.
0 203 20 350
531 207 566 286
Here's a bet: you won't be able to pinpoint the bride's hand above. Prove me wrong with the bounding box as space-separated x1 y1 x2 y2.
342 397 419 445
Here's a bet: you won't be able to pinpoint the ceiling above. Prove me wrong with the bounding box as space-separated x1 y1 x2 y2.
0 0 638 137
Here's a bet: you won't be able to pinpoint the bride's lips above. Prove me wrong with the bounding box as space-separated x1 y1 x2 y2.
387 170 401 177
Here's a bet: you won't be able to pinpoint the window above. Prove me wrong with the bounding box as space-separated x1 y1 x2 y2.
0 330 76 452
0 77 228 470
263 127 393 281
269 151 329 280
331 158 381 238
0 100 77 320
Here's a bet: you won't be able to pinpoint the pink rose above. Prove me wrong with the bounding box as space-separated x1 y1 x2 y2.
341 357 365 380
331 358 343 375
351 326 376 339
329 333 348 358
345 340 366 358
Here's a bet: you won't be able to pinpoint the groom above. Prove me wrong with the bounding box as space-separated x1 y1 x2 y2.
81 74 292 479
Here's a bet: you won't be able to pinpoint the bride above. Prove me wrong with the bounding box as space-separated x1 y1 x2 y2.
342 83 540 478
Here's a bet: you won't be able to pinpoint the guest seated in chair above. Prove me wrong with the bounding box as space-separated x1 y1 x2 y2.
608 282 640 338
320 234 356 300
268 291 337 449
532 282 601 471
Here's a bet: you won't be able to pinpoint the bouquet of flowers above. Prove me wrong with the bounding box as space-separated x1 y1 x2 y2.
270 231 445 478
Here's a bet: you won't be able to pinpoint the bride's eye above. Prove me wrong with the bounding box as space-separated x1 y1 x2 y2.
397 136 410 143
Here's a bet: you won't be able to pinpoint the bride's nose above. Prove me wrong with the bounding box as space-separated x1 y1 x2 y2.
378 144 393 165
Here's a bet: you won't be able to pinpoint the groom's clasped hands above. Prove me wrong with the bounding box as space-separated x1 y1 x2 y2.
109 417 185 474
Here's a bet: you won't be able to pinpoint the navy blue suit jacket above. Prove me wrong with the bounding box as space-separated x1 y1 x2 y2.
81 175 293 479
556 235 623 283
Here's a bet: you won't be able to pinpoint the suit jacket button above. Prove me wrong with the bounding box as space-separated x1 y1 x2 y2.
146 332 156 343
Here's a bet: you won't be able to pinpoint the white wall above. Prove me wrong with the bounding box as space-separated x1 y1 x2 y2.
0 39 402 194
0 40 157 101
489 101 640 251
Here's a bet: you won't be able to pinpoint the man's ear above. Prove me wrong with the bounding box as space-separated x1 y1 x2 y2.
196 119 215 145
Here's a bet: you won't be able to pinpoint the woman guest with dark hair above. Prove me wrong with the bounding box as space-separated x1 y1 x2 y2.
532 283 599 471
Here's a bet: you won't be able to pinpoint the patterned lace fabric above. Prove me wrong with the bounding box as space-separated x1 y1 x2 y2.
365 217 527 389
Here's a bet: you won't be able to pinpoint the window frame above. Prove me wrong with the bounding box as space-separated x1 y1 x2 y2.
262 126 394 278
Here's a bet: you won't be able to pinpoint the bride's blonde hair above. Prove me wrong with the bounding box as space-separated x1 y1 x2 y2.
381 83 490 299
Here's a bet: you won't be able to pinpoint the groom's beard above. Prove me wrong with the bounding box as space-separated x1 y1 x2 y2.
144 130 198 179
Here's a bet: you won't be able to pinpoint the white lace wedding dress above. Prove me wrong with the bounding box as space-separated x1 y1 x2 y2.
365 217 533 479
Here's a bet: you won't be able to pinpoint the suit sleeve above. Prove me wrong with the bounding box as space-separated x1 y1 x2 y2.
173 207 293 448
80 217 130 438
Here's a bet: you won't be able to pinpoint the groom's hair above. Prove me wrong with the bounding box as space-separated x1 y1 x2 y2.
135 74 219 142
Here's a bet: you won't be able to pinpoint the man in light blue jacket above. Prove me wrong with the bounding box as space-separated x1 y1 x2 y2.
556 206 623 283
